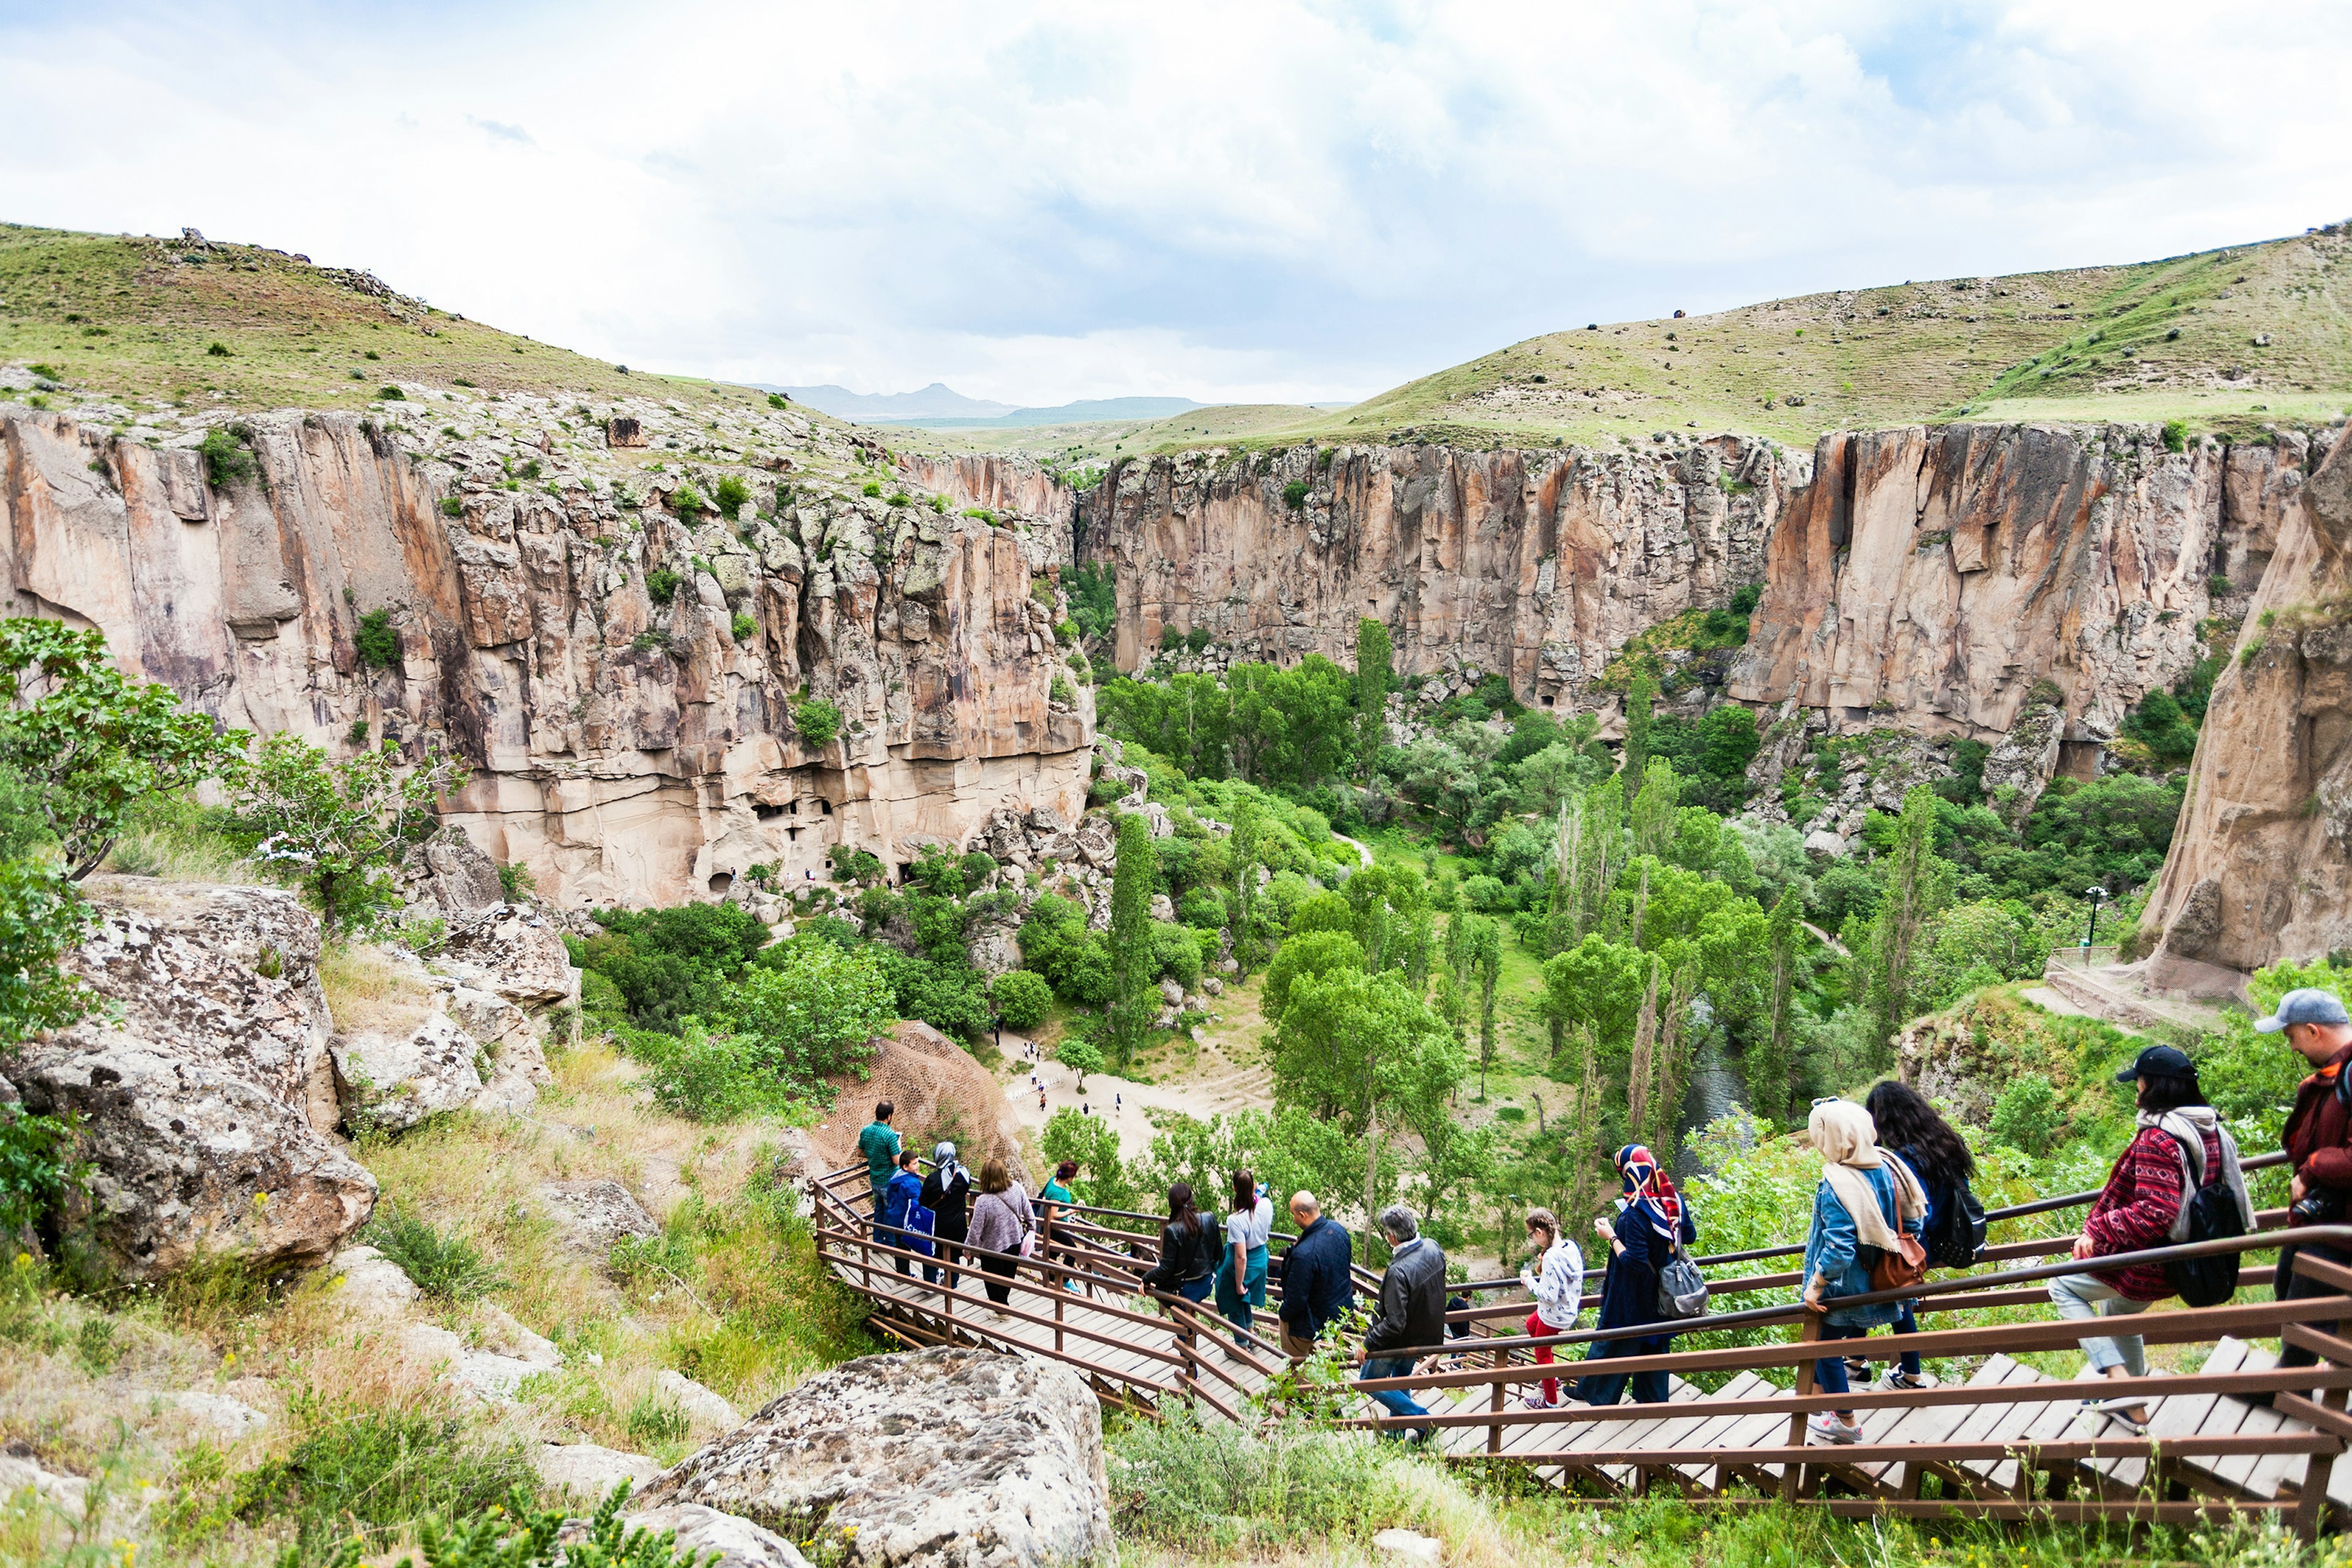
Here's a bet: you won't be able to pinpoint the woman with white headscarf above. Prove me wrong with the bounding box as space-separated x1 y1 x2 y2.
1799 1098 1926 1446
919 1142 971 1294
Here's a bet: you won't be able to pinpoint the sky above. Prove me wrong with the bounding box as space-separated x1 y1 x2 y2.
2 1 2347 407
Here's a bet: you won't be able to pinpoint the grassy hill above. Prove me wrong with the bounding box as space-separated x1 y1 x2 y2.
0 222 768 417
1022 224 2352 458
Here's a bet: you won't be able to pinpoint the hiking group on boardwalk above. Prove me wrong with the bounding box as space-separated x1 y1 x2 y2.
850 986 2352 1447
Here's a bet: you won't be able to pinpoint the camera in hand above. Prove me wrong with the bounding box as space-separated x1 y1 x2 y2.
2292 1186 2349 1227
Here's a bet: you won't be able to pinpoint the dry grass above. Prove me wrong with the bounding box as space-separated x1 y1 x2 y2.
316 943 437 1036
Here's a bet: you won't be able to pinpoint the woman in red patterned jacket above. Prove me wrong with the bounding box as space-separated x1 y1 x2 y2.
2048 1044 2248 1437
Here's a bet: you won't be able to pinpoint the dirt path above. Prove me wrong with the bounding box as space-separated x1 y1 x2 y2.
1001 975 1274 1163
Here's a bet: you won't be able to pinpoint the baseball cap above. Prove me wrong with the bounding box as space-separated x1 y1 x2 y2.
2253 987 2352 1033
2113 1044 2195 1084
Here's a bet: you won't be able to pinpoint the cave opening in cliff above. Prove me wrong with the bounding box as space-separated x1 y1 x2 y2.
708 871 734 896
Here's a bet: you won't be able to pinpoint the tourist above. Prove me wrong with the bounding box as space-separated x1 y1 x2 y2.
1214 1170 1275 1348
1518 1207 1585 1409
1798 1098 1927 1444
882 1148 925 1277
1576 1145 1697 1406
2051 1045 2250 1436
1142 1182 1224 1311
919 1142 973 1293
1039 1159 1080 1292
1275 1191 1354 1364
965 1156 1034 1316
1038 1088 1047 1113
858 1101 899 1240
1357 1204 1446 1443
2269 989 2352 1379
1863 1080 1977 1392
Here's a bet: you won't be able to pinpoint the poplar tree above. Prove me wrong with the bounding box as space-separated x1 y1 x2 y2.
1621 666 1657 807
1229 793 1265 971
1744 890 1800 1123
1355 617 1392 781
1475 918 1501 1100
1864 785 1945 1066
1106 810 1157 1070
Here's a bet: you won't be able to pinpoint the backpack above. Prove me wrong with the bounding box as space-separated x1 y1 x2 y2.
1924 1175 1988 1270
2157 1120 2246 1310
1654 1228 1710 1319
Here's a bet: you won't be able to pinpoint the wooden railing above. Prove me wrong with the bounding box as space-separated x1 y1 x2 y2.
810 1156 2352 1534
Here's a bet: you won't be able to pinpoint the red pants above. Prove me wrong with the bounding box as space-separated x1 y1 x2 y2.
1527 1309 1561 1405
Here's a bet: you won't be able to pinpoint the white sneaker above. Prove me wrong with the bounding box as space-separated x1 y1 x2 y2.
1873 1368 1935 1392
1521 1394 1559 1411
1806 1414 1861 1445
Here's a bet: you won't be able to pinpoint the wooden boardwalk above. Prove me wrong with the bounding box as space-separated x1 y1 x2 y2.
812 1164 2352 1532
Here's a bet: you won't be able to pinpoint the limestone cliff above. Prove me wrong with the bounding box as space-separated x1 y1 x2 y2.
0 402 1091 907
953 424 2288 774
2141 424 2352 978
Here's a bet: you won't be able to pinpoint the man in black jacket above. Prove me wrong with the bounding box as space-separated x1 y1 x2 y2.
1275 1191 1353 1363
1358 1204 1446 1442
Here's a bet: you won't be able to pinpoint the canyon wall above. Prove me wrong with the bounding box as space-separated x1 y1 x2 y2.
0 410 1091 907
2141 423 2352 979
1040 425 2287 759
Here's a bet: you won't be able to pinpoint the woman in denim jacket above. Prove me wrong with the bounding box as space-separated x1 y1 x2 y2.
1799 1098 1925 1445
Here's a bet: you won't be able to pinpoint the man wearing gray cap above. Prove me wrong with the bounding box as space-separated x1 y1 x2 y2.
2266 987 2352 1381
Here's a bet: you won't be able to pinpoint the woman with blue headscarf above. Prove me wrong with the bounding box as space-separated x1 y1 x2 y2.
1576 1144 1698 1406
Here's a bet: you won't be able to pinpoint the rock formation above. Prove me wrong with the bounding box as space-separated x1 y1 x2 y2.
809 1021 1031 1186
0 400 1092 910
638 1345 1113 1568
2141 424 2352 979
11 879 375 1278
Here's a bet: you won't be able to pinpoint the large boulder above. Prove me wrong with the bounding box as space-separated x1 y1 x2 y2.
403 827 505 912
636 1347 1111 1568
333 1011 486 1133
13 879 376 1278
439 903 582 1008
616 1504 810 1568
811 1023 1028 1187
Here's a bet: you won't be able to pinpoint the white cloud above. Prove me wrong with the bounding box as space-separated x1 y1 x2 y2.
0 0 2344 405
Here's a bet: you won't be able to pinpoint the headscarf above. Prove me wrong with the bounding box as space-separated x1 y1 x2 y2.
1808 1099 1923 1252
934 1142 965 1188
1613 1144 1683 1238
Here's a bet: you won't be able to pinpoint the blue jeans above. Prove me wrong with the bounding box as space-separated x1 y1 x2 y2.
1814 1319 1869 1396
1578 1334 1670 1406
1359 1355 1430 1438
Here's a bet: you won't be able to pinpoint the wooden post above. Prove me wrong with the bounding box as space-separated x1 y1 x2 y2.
2296 1302 2350 1541
1178 1299 1199 1396
1782 1316 1821 1502
1055 1277 1066 1356
1489 1341 1508 1455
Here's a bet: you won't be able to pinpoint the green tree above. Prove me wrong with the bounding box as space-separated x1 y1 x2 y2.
0 859 94 1047
1863 785 1948 1060
1229 793 1265 971
0 620 246 878
1464 915 1501 1098
1041 1103 1130 1210
1106 810 1158 1067
989 969 1052 1031
1540 935 1649 1066
1628 756 1679 861
1743 891 1800 1122
727 940 894 1084
1054 1036 1106 1092
1354 618 1391 782
227 734 468 935
1268 965 1457 1235
1262 929 1365 1021
1620 667 1657 807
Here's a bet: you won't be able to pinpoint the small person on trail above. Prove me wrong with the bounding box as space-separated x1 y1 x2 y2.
1039 1159 1080 1292
1799 1098 1926 1445
1576 1144 1697 1406
1518 1207 1586 1409
2051 1045 2250 1438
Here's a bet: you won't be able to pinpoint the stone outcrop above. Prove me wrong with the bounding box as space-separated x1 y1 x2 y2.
2141 424 2352 977
12 879 376 1277
0 404 1092 910
810 1022 1029 1187
637 1346 1112 1568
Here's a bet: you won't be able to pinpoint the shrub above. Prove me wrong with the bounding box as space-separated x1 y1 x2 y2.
199 424 256 488
227 1406 538 1553
379 385 404 400
671 483 709 518
1106 1403 1416 1552
225 732 467 934
1990 1073 2065 1153
731 610 758 643
887 492 911 507
714 475 750 519
991 969 1053 1030
438 496 464 518
206 341 230 357
1177 886 1228 930
768 392 788 409
496 861 535 902
0 1107 83 1237
646 567 681 603
793 698 842 748
360 1209 503 1299
862 480 883 497
1050 674 1074 706
2162 418 2190 453
1281 480 1310 510
346 718 369 747
731 940 895 1082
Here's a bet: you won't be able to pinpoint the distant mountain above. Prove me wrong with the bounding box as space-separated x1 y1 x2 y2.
886 396 1205 429
763 382 1016 420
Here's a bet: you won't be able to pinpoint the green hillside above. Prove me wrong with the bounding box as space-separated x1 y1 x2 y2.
0 222 768 417
1046 224 2352 458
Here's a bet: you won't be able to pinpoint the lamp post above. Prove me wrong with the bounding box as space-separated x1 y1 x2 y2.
2082 885 2108 961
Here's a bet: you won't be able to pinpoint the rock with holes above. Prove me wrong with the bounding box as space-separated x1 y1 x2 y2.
439 903 582 1008
333 1011 484 1133
616 1504 812 1568
9 878 377 1279
635 1346 1110 1568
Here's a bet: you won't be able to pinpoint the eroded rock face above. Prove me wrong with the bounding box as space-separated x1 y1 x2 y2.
12 879 377 1278
637 1346 1111 1568
2141 427 2352 975
0 409 1092 910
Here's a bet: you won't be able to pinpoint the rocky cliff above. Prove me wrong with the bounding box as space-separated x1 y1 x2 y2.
2141 423 2352 979
918 424 2301 780
0 398 1092 907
